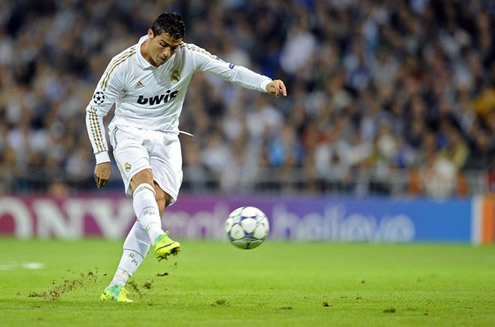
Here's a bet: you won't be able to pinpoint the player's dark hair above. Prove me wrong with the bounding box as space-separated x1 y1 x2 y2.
151 12 185 40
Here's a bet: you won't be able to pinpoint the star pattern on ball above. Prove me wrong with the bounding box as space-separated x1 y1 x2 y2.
93 91 105 104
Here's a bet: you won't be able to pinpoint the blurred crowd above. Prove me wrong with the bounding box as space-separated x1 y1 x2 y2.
1 0 495 197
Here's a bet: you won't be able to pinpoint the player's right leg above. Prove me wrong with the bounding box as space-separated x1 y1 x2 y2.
153 230 181 261
131 169 165 242
111 126 180 262
110 127 177 260
131 170 180 261
146 131 184 261
152 182 181 261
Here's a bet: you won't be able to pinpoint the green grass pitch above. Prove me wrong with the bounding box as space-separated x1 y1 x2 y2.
0 239 494 326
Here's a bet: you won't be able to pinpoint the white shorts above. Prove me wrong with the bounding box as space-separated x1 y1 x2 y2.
109 125 183 206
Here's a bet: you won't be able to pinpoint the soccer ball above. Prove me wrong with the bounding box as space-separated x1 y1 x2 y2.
225 206 269 249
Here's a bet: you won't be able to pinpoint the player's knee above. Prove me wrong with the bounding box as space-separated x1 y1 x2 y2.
133 183 155 197
130 169 154 191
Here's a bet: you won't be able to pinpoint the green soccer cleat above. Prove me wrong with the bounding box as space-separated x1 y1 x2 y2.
154 231 181 262
100 285 133 303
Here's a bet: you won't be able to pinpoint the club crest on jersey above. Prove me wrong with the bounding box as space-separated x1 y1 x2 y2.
93 91 105 104
124 162 131 172
171 70 180 82
137 90 179 105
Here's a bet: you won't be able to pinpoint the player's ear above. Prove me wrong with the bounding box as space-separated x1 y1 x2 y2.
147 29 154 39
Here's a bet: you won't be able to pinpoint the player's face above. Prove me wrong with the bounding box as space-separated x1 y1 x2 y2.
147 29 182 66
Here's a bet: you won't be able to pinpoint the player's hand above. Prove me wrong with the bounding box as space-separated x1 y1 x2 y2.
266 80 287 97
94 162 111 189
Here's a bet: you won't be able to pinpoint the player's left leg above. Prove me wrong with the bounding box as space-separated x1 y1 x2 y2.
100 222 150 303
101 178 180 301
101 127 161 302
112 222 151 286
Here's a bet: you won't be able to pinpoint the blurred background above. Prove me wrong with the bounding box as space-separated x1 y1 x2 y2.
1 0 495 243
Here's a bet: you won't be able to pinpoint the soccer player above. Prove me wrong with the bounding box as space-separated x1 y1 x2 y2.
85 12 287 302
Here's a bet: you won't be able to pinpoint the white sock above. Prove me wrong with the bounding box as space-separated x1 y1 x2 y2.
133 183 165 243
109 222 151 287
110 268 130 287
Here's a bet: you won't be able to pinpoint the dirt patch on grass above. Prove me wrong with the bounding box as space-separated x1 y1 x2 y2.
128 280 143 298
211 299 228 306
278 306 293 310
143 281 153 289
28 269 99 301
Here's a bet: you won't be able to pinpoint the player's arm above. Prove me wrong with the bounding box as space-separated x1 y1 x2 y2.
85 59 125 188
190 45 287 96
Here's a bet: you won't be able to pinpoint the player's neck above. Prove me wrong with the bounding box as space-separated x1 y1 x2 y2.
141 40 158 67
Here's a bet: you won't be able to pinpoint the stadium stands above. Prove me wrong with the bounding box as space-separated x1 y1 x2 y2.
1 0 495 197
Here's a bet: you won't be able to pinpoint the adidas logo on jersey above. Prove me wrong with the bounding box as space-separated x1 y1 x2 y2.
137 90 179 105
134 81 144 88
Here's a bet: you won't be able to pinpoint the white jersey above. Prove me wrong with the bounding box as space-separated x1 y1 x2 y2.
86 35 272 164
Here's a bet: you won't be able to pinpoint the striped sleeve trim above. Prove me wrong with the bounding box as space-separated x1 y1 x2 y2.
181 43 216 59
88 106 106 152
100 46 136 91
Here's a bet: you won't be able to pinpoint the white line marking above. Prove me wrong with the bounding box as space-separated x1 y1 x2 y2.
0 262 45 271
